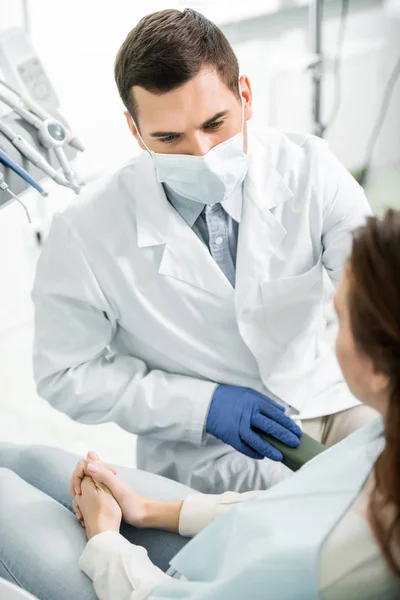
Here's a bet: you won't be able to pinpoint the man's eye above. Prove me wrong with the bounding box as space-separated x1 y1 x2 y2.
160 135 179 144
205 120 224 131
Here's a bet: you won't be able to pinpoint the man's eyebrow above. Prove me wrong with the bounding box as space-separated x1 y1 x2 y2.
150 130 181 138
201 110 229 128
150 110 230 138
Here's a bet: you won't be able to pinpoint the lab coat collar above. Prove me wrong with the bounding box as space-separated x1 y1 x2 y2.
133 151 173 248
245 129 293 211
232 132 295 315
133 151 233 299
134 132 292 249
221 184 243 223
133 132 294 300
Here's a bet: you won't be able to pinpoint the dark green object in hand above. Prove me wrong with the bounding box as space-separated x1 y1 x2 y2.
256 430 326 471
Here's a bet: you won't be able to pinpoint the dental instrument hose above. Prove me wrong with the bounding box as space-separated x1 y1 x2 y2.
0 171 31 223
0 147 48 196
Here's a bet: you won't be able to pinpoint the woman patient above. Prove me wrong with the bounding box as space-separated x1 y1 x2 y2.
0 210 399 599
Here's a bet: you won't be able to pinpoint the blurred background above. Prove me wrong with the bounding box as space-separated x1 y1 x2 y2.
0 0 399 466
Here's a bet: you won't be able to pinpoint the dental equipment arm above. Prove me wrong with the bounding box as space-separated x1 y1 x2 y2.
0 118 76 190
0 79 85 151
0 82 83 193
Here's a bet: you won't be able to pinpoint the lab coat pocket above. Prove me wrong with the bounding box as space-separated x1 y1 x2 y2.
261 254 323 349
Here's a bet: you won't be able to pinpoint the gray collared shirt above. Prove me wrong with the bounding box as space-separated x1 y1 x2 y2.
163 184 239 288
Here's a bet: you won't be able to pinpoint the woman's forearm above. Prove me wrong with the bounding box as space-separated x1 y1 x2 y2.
141 499 184 533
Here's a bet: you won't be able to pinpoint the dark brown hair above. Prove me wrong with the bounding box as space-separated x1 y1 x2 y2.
114 8 240 123
349 209 400 575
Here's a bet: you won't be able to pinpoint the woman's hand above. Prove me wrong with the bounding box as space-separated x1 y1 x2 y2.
72 452 152 528
70 451 117 497
72 451 184 533
74 476 122 540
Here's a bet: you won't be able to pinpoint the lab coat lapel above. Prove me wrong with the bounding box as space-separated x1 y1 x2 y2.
235 135 293 312
134 151 233 299
158 215 234 299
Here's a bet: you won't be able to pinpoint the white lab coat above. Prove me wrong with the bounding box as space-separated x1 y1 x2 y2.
32 129 371 492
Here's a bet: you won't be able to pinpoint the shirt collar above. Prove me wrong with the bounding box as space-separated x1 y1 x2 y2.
163 183 204 227
163 181 243 226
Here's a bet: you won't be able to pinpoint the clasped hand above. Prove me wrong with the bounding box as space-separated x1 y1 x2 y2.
70 451 151 540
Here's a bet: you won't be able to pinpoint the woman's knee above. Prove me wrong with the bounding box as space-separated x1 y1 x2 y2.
0 468 23 519
0 444 78 476
0 466 22 495
0 465 15 479
0 445 47 480
0 445 77 510
0 469 96 600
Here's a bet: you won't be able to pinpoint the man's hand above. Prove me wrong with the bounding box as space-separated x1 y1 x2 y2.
206 386 302 460
72 452 152 528
74 476 122 540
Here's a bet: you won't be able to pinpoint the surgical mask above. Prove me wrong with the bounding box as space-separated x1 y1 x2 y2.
135 93 248 205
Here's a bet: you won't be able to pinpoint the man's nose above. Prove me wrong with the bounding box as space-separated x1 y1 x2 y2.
189 132 214 156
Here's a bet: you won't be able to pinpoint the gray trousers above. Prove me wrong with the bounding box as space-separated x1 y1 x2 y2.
0 443 193 600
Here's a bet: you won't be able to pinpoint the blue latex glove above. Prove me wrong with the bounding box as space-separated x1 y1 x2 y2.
206 385 302 461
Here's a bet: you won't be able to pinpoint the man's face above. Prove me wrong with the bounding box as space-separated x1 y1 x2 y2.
125 67 252 156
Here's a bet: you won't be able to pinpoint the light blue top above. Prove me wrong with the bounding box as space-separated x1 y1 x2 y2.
151 418 386 599
164 184 239 288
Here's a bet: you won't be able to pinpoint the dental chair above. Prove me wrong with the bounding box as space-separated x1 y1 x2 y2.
0 578 38 600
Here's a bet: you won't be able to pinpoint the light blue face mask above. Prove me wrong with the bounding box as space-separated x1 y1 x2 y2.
135 93 248 205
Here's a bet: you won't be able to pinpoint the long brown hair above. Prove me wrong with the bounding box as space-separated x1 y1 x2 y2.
348 209 400 575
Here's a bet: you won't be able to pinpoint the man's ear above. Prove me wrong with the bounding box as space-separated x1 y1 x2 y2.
240 74 253 121
124 111 146 150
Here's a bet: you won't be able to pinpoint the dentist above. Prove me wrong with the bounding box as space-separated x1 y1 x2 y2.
32 8 375 493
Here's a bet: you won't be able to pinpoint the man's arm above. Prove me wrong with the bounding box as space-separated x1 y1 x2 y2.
32 213 215 446
309 138 372 285
33 214 301 460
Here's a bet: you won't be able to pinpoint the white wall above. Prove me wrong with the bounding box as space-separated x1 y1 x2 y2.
0 0 399 336
225 0 400 174
0 0 24 27
27 0 181 172
10 0 400 176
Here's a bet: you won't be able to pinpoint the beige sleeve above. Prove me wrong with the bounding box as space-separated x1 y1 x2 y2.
80 531 170 600
179 490 265 537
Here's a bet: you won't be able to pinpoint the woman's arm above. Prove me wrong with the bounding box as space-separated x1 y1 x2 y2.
76 462 266 600
136 489 265 535
73 454 265 536
141 500 184 532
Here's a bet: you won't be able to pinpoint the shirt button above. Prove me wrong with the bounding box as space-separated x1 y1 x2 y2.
215 237 223 245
